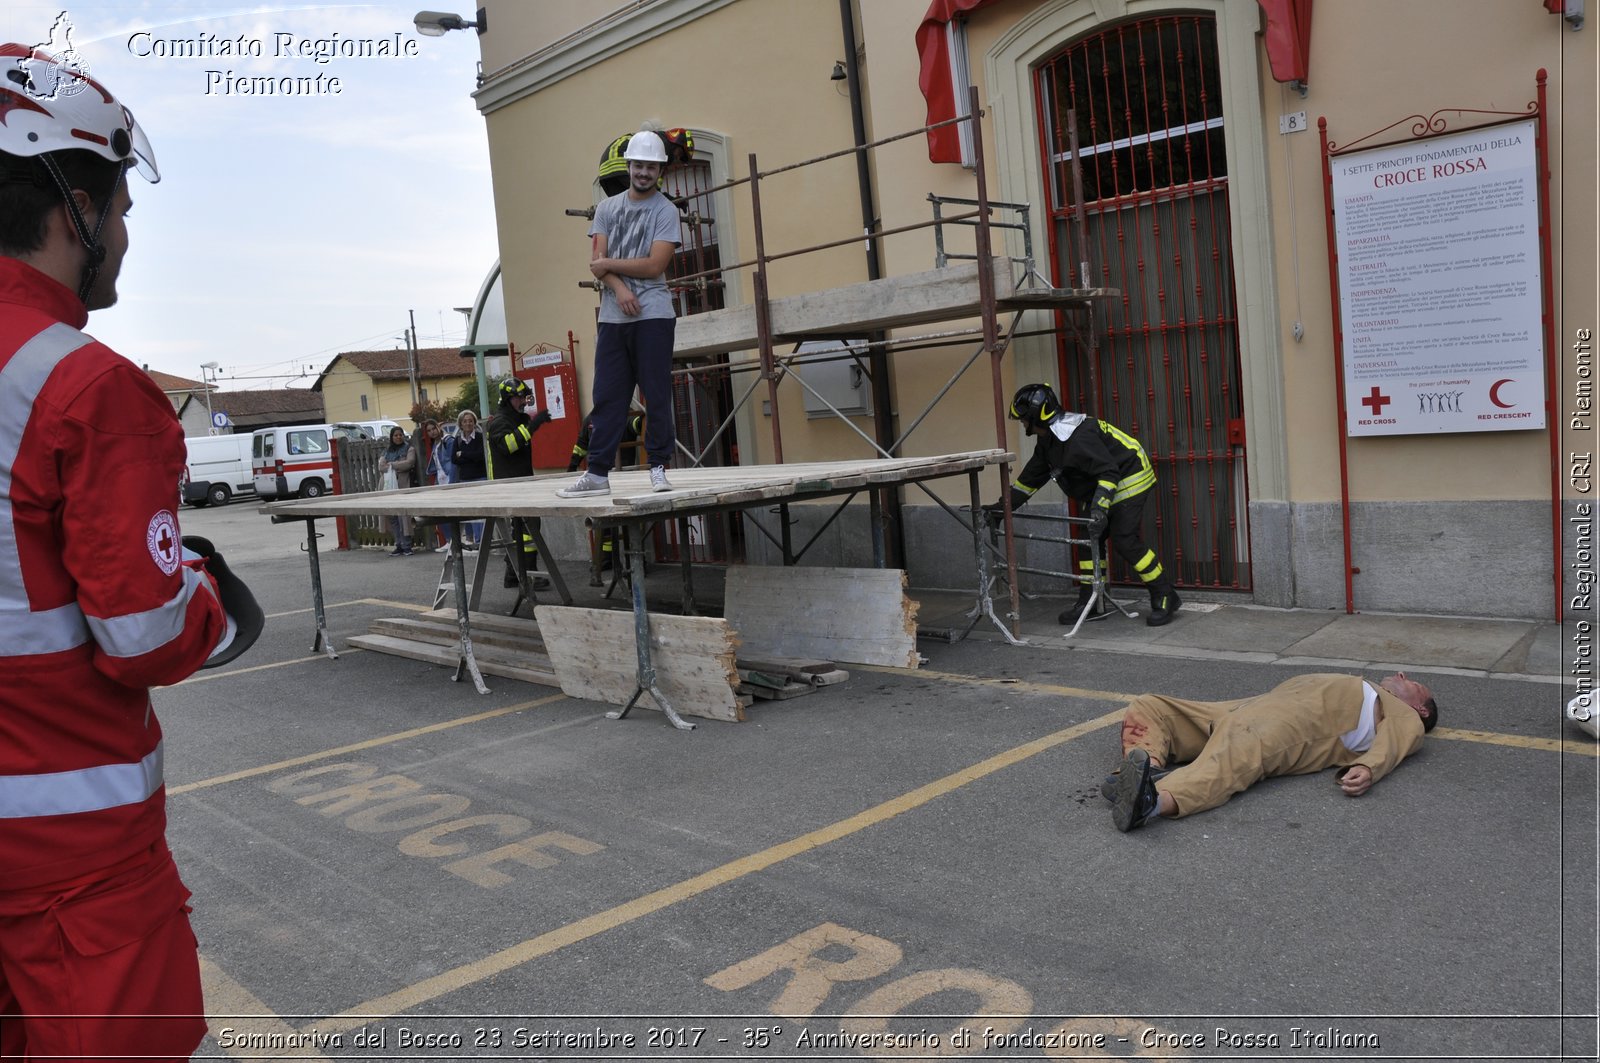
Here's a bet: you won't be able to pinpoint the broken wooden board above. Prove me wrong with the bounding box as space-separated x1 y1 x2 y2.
724 567 919 669
535 605 745 723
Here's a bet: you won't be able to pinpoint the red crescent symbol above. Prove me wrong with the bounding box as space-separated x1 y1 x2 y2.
1489 379 1514 409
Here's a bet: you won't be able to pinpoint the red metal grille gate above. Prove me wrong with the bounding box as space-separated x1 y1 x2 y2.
1035 14 1251 591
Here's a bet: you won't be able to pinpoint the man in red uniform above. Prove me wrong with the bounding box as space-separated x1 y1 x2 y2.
1 43 230 1059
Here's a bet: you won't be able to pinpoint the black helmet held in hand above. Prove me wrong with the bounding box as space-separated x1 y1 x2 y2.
181 536 263 669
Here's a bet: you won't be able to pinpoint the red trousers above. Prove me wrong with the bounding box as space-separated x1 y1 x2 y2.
0 843 205 1062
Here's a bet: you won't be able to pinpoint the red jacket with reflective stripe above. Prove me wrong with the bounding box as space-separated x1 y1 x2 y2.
0 258 226 888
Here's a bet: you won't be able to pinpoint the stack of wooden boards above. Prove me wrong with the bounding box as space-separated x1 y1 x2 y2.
347 566 920 725
736 657 849 701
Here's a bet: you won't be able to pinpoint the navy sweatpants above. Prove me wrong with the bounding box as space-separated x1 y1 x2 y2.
588 317 676 475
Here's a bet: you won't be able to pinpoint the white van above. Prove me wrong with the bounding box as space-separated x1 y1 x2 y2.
182 433 254 507
252 422 369 500
355 419 403 440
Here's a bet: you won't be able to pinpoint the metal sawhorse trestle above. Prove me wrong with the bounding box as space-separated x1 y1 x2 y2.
604 521 694 731
975 508 1140 639
271 514 339 659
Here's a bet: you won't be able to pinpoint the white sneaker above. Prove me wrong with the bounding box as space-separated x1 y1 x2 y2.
556 472 610 498
650 465 672 492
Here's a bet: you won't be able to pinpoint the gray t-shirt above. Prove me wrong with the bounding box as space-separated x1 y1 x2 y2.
589 189 682 323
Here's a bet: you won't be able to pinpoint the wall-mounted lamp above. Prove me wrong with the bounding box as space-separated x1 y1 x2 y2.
830 60 847 82
414 7 487 36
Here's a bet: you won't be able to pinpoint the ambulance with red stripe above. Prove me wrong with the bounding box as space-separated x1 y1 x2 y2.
251 422 370 500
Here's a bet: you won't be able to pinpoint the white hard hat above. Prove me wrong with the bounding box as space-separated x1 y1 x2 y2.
622 130 668 164
0 43 159 182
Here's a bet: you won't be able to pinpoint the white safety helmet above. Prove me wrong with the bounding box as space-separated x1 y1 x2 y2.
0 43 157 303
621 129 668 164
0 43 159 181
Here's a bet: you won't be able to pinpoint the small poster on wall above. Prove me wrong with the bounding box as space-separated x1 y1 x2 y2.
1329 118 1544 436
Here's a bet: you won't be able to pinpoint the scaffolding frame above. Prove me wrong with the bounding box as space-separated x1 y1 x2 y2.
570 90 1114 640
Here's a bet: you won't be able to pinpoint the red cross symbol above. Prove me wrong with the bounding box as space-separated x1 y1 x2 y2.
1360 386 1391 416
157 526 175 557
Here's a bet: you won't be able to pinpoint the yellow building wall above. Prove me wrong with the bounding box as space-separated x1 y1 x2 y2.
1263 0 1592 504
320 358 474 429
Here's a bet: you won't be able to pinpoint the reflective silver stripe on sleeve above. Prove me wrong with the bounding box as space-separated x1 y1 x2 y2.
0 741 163 818
85 565 216 659
0 323 95 655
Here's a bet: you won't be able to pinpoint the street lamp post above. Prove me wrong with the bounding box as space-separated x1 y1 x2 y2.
413 8 486 36
199 361 219 435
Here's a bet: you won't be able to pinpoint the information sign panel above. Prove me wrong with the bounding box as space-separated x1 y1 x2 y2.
1329 119 1543 436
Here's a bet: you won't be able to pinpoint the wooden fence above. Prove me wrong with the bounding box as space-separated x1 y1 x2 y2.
334 437 394 548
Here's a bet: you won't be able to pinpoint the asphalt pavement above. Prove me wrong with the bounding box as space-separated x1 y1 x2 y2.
165 500 1597 1062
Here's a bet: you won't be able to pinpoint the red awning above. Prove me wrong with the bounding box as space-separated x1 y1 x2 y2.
1258 0 1313 85
915 0 1004 163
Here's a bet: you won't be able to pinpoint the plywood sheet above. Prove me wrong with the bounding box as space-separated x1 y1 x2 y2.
536 605 745 723
724 567 919 669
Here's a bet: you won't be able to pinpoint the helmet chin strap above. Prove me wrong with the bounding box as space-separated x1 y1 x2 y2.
37 152 125 303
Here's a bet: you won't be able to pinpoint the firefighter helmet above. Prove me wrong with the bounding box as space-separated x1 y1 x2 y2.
499 376 532 404
660 127 694 165
1009 383 1062 425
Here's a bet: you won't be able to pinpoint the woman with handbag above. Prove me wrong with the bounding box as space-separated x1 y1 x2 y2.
378 426 416 555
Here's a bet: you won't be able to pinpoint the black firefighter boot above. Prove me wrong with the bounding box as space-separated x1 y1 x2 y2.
1146 578 1181 627
1058 589 1111 626
1060 556 1111 626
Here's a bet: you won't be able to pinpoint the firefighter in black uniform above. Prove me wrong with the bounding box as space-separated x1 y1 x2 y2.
486 376 553 587
567 410 644 472
987 383 1181 627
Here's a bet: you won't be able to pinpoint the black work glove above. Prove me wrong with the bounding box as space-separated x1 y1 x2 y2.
1087 507 1109 540
980 502 1006 527
530 408 553 429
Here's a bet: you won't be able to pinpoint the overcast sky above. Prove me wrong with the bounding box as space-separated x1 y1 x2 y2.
3 2 499 390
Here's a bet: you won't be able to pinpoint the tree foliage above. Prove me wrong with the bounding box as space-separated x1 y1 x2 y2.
409 379 488 426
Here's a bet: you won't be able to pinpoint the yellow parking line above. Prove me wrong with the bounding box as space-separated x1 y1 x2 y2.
200 955 334 1063
266 597 431 619
870 665 1135 704
172 650 362 685
1434 726 1599 757
168 694 570 795
315 704 1127 1033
